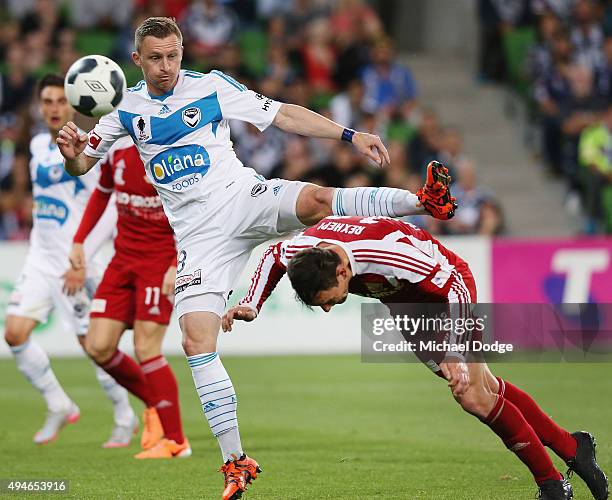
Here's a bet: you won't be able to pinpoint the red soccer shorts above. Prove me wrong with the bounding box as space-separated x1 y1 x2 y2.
90 251 175 326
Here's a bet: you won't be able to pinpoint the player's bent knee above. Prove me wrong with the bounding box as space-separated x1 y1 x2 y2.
296 185 333 225
4 316 36 347
4 328 28 347
84 335 115 364
456 389 496 419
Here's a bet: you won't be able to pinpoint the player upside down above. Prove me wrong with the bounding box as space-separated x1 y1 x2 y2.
59 16 456 500
70 136 189 458
224 215 609 500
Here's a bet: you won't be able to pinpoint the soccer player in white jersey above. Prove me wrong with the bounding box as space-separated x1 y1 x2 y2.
4 74 138 448
56 18 453 499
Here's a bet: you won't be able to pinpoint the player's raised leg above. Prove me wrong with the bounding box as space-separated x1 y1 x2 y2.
495 377 608 500
449 361 572 499
133 320 190 459
294 161 457 225
179 305 260 500
4 315 79 444
85 317 163 449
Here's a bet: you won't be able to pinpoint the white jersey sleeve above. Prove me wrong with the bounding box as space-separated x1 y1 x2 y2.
212 70 281 131
84 110 128 159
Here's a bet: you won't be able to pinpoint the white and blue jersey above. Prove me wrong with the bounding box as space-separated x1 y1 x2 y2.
28 132 112 277
84 69 282 243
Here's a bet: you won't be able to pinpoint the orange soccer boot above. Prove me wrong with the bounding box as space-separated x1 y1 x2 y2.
220 454 262 500
140 407 164 450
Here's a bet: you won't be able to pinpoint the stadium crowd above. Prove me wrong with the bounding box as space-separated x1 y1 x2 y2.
479 0 612 233
0 0 503 240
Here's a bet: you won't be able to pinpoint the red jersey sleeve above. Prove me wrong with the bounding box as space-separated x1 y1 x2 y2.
239 242 286 313
73 159 113 244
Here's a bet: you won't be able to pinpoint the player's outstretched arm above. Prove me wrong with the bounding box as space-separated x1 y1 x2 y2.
222 242 287 332
56 121 98 176
222 306 258 332
272 103 390 167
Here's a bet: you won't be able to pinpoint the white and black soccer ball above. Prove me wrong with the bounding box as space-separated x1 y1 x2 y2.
64 55 126 117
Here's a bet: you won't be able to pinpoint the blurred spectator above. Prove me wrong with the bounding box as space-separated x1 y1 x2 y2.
408 108 442 175
384 140 411 188
300 18 336 93
218 44 254 83
578 103 612 232
534 32 573 173
560 64 604 192
446 159 500 235
329 0 382 42
134 0 189 19
0 114 31 240
181 0 239 63
312 142 359 187
232 122 285 178
256 0 293 20
20 0 68 46
477 199 505 235
531 0 575 22
437 127 467 175
265 46 297 86
570 0 604 71
594 36 612 99
526 12 563 82
0 44 36 114
69 0 132 29
361 37 417 120
477 0 531 82
0 19 21 61
270 136 314 181
329 79 365 129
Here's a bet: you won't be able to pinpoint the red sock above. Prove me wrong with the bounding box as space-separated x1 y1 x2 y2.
497 378 577 462
484 395 562 485
141 355 184 444
102 350 155 406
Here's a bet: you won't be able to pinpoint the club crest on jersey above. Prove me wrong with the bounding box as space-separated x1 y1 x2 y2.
182 107 201 128
132 115 151 142
150 144 211 186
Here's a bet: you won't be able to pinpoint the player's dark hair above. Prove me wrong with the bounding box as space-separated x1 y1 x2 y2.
287 247 341 307
135 17 183 52
37 73 65 97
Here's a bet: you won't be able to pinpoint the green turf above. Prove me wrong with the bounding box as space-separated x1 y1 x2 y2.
0 356 610 499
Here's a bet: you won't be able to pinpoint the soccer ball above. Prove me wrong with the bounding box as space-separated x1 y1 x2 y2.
64 55 126 117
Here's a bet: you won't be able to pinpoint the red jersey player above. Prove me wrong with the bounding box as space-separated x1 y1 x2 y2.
223 216 608 500
70 136 190 459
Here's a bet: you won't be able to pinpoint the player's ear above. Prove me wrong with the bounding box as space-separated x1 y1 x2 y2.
132 51 141 67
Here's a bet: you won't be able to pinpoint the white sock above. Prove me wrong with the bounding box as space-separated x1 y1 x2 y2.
11 339 72 412
332 187 425 217
187 352 243 462
93 363 135 427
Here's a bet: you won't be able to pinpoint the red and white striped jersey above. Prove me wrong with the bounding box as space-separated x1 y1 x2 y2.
239 216 476 312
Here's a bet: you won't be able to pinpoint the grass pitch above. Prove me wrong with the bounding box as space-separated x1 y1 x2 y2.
1 355 610 499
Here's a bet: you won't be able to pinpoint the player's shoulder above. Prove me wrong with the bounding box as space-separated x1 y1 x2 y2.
208 69 248 92
29 132 52 156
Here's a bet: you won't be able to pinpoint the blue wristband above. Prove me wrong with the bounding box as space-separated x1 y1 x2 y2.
341 128 356 143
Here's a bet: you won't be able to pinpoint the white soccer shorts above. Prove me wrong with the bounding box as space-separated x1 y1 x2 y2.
174 175 307 319
7 262 97 336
